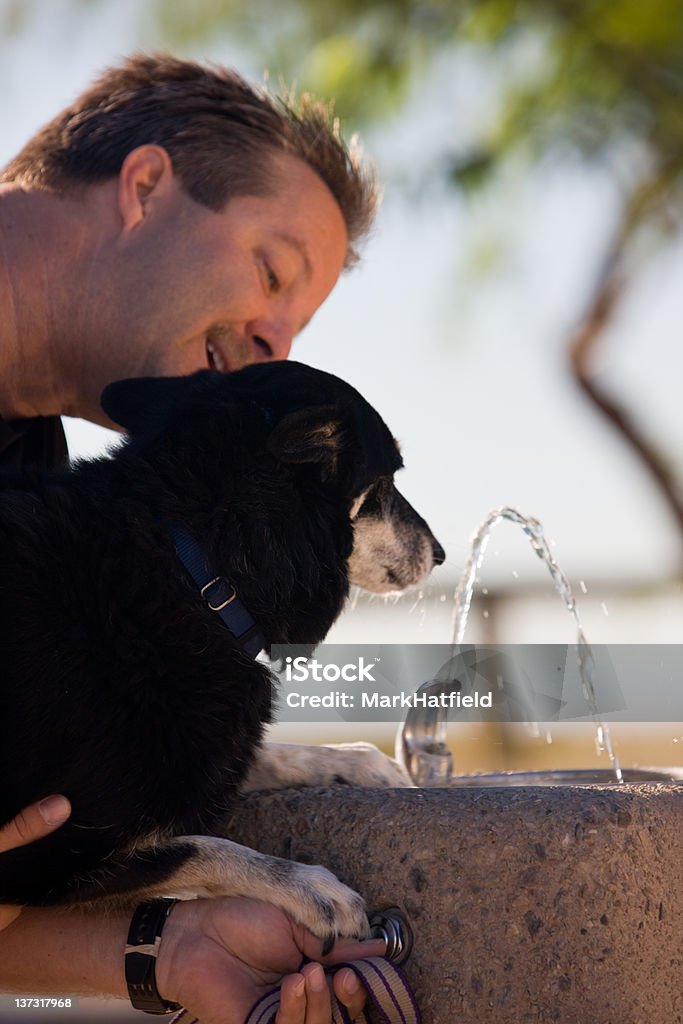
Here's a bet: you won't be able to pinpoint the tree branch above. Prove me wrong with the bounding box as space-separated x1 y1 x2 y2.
568 177 683 559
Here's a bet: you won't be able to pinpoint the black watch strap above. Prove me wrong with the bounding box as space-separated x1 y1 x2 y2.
125 898 181 1014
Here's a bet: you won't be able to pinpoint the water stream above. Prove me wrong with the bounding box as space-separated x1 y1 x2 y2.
450 506 623 783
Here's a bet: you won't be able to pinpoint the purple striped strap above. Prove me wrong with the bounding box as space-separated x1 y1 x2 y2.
169 955 420 1024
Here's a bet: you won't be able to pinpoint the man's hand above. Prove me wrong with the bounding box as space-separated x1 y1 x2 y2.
0 796 71 929
156 896 385 1024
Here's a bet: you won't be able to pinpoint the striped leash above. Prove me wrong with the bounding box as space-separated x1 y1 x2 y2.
170 955 421 1024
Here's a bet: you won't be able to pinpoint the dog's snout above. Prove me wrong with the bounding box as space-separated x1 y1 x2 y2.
431 538 446 566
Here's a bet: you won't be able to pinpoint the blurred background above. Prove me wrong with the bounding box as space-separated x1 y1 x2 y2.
2 1 683 1019
2 0 683 784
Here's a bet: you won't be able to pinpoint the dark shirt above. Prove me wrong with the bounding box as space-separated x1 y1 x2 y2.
0 415 68 470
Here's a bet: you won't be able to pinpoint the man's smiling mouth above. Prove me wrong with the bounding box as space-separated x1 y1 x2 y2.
205 330 274 373
206 337 227 372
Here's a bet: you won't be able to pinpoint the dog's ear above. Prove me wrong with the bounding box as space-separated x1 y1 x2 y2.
101 375 204 433
267 405 345 477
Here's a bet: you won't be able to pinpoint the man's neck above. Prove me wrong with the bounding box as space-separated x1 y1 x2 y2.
0 185 98 422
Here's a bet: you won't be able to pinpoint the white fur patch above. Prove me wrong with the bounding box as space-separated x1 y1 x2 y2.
347 516 433 593
242 741 413 791
349 489 370 520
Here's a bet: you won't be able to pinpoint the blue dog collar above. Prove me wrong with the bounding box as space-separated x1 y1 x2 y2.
164 522 266 658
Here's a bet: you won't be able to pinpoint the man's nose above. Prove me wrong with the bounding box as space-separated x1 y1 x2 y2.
250 323 294 362
267 330 294 360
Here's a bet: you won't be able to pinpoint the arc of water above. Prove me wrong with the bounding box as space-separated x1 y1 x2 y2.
450 506 622 782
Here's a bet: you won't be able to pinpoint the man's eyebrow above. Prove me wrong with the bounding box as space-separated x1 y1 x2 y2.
273 231 313 283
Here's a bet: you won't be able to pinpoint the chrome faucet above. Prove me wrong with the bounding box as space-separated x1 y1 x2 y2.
395 675 455 786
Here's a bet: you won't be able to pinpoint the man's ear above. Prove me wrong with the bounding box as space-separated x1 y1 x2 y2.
101 375 200 433
117 145 175 231
267 406 345 478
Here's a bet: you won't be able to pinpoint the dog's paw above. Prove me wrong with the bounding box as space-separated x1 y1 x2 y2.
322 742 414 788
145 836 368 948
276 859 369 948
241 741 413 793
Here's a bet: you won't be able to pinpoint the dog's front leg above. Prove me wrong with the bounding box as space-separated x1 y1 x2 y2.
242 741 413 791
133 836 367 947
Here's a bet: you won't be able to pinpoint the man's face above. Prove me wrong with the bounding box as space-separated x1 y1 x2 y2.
80 152 348 421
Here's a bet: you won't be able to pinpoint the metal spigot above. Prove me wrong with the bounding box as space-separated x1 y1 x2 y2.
369 908 414 965
395 677 456 786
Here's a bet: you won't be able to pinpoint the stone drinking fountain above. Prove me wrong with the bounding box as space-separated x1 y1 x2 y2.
227 507 683 1022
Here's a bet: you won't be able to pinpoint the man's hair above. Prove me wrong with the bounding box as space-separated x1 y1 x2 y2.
0 53 376 265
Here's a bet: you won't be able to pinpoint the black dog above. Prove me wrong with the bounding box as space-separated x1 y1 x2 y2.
0 362 444 943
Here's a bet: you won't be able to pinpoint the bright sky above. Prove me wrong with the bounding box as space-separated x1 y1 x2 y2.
2 0 682 589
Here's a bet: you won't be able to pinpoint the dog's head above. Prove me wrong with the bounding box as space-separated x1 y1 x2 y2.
102 362 444 596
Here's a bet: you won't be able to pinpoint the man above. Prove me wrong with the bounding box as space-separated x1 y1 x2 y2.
0 54 383 1023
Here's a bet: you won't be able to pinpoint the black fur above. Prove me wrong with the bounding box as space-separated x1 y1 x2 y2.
0 362 432 907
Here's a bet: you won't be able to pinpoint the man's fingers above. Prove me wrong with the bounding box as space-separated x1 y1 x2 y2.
301 963 331 1023
318 935 386 965
333 968 365 1019
0 796 71 853
276 973 307 1024
276 965 334 1024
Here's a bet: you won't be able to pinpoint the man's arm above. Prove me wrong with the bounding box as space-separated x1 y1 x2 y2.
0 899 381 1024
0 906 127 997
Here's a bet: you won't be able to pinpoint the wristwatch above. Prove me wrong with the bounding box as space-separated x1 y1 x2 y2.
125 898 182 1014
